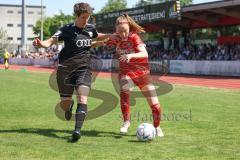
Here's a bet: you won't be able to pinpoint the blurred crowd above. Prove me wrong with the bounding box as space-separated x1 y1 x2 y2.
7 46 59 62
145 43 240 61
92 42 240 61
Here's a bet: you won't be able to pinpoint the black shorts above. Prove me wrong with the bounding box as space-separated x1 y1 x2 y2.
56 65 92 97
4 59 8 64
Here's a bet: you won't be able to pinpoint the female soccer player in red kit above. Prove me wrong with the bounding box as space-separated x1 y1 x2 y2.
109 14 164 137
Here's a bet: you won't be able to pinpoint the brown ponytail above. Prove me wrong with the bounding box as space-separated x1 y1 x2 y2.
116 14 145 34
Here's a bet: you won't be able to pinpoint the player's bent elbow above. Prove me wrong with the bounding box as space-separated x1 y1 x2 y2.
144 51 149 58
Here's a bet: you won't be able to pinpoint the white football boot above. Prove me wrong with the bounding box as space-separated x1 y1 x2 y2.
120 121 131 134
155 127 164 137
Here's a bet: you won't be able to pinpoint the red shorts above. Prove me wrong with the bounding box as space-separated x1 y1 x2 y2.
119 71 151 89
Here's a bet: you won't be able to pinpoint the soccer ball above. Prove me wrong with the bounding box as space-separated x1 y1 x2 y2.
136 123 156 141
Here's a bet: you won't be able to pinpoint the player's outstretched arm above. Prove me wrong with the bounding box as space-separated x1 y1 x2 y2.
33 37 58 48
97 33 110 40
96 33 118 41
91 38 110 48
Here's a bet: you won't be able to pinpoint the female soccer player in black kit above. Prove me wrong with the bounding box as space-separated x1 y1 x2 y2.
33 2 107 142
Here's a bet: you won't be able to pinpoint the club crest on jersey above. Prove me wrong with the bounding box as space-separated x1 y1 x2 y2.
76 39 92 47
88 32 93 38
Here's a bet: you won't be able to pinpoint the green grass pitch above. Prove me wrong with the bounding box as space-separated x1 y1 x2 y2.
0 70 239 160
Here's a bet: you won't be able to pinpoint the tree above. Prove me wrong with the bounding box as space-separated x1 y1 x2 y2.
178 0 192 6
0 27 10 54
99 0 127 13
135 0 192 7
33 11 74 39
135 0 153 7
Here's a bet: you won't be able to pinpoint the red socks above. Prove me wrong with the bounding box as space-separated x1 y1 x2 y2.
120 90 162 128
150 104 162 127
120 91 130 121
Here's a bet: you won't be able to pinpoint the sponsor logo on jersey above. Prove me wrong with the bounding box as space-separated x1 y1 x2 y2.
76 39 92 47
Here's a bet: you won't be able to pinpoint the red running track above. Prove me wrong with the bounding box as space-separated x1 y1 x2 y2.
1 64 240 90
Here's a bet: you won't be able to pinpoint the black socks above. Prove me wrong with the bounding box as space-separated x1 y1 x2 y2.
74 103 87 132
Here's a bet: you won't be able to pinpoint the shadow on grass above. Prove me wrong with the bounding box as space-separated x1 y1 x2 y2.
0 128 135 141
128 140 152 143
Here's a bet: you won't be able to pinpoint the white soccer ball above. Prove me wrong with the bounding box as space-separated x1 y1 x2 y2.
136 123 156 141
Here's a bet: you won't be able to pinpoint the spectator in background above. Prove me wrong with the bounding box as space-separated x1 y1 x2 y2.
4 49 10 70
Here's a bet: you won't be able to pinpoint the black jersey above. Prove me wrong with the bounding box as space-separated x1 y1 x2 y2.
52 23 98 64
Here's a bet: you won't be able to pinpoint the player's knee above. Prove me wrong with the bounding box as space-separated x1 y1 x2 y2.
121 84 134 91
143 84 155 91
120 80 134 91
141 84 158 98
76 85 90 96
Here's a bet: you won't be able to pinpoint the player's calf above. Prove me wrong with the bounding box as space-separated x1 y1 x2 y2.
60 99 74 120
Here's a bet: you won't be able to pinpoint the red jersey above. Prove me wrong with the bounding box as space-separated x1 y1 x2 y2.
111 32 150 78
